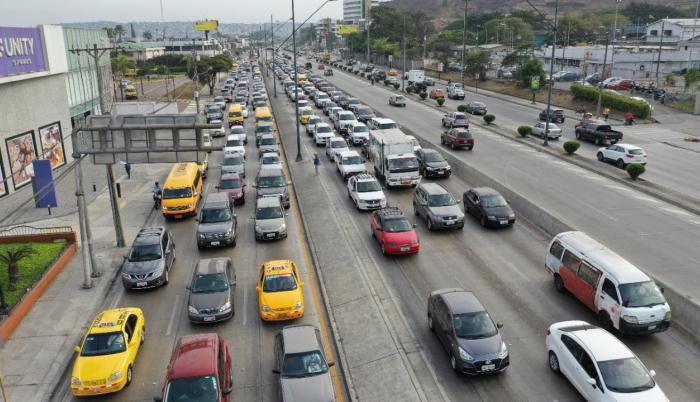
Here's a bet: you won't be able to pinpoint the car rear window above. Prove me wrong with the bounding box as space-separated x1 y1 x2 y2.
627 149 643 155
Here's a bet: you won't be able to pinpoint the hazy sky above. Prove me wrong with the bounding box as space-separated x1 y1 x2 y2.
2 0 343 26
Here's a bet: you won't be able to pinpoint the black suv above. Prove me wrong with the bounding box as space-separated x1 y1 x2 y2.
122 227 175 290
538 108 565 123
427 288 509 374
416 148 451 178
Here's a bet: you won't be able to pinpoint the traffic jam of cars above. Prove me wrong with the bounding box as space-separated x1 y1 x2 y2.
276 52 673 402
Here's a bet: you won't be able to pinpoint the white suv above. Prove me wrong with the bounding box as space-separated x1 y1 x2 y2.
224 134 246 158
367 117 398 131
313 123 334 146
325 137 350 161
546 321 667 402
333 111 358 134
347 173 386 210
596 143 647 168
348 121 370 145
335 150 366 180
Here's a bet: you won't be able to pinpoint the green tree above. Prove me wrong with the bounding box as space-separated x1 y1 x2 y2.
111 54 135 77
483 17 534 48
372 37 400 56
143 30 153 40
501 51 527 67
464 50 490 81
515 56 545 88
621 2 688 24
190 54 233 95
0 245 34 291
114 25 125 43
685 68 700 89
103 27 115 42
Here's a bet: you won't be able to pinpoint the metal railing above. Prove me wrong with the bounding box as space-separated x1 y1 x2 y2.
0 225 74 238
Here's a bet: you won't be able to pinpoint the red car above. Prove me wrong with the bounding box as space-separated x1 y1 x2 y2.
441 128 474 150
318 64 325 70
429 89 445 99
370 207 420 255
216 173 246 205
605 79 634 90
155 333 232 402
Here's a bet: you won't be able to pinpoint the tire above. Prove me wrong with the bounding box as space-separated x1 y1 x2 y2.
467 146 473 150
451 142 456 150
163 269 169 286
554 274 565 292
427 218 434 231
575 131 581 140
428 314 435 332
548 351 560 373
616 159 625 169
381 242 387 255
596 152 604 161
598 311 614 331
611 140 618 144
140 327 145 345
480 215 486 227
125 366 133 386
440 137 445 145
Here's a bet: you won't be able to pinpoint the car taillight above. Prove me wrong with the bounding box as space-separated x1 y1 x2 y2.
546 327 551 336
625 153 634 158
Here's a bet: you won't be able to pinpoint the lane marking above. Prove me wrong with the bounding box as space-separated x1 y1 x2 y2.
109 289 124 309
242 286 248 325
166 294 181 336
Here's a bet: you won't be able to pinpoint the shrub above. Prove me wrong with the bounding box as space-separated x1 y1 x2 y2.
419 91 428 100
563 140 580 154
406 86 414 94
517 125 532 137
457 104 468 112
437 97 445 106
384 80 390 86
483 113 495 124
360 72 365 78
393 83 400 90
571 83 651 119
626 163 646 180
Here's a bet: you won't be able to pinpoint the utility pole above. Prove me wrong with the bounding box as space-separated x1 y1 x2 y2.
192 39 200 115
610 0 622 76
366 6 371 63
543 0 559 147
272 15 277 97
596 31 611 117
461 0 468 84
291 0 303 161
688 0 700 70
655 17 667 88
561 20 571 72
402 15 407 92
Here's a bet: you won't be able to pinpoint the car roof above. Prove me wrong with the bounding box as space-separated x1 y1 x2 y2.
257 196 282 208
258 167 284 177
134 227 164 245
195 257 230 275
615 143 642 150
329 136 346 143
421 148 440 155
373 117 395 123
262 259 294 276
316 122 331 128
565 324 634 361
419 182 449 195
435 289 485 315
354 173 377 182
281 325 320 354
261 152 280 158
168 333 219 380
220 173 241 180
89 308 140 334
470 187 502 197
260 133 275 139
202 192 229 208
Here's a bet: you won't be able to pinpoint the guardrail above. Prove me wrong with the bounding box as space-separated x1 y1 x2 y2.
0 225 74 238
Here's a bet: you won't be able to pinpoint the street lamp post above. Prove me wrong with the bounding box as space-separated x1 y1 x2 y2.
543 0 560 147
461 0 468 84
655 17 667 88
291 0 302 161
596 31 611 117
272 15 277 97
610 0 622 76
402 15 407 92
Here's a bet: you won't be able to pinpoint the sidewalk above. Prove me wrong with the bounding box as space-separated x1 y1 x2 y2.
0 163 171 402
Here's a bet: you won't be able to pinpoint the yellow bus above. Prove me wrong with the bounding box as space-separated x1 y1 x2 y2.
161 162 203 219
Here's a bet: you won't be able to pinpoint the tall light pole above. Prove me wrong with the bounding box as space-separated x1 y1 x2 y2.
366 8 371 62
291 0 303 161
402 15 407 92
543 0 560 147
596 31 611 117
689 0 700 70
272 15 277 97
610 0 622 76
460 0 468 84
655 17 667 88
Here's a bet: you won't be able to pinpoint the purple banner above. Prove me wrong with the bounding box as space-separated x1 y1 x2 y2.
0 27 47 78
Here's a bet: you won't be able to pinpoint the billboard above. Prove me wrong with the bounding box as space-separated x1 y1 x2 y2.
0 27 47 78
5 130 37 189
38 121 66 170
194 20 219 32
338 24 359 35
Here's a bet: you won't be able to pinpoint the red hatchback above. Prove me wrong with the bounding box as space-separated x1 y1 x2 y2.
217 173 246 205
371 207 420 255
155 333 232 402
605 79 634 90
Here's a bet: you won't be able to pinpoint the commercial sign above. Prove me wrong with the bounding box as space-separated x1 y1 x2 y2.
194 20 219 32
0 27 47 78
531 75 540 91
338 24 359 35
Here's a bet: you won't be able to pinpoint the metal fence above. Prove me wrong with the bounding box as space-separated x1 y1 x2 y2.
0 225 74 238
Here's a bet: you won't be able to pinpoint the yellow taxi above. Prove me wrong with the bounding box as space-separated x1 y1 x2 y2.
299 106 314 125
71 308 145 396
388 68 399 76
256 260 305 321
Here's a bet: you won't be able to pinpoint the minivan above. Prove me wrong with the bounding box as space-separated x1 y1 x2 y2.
254 168 291 209
162 163 203 219
196 193 237 249
545 231 671 334
227 104 244 126
413 183 464 231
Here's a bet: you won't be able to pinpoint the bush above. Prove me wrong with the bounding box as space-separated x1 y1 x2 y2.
626 163 646 180
571 83 651 119
437 97 445 106
457 104 468 112
517 125 532 137
483 113 495 124
419 91 428 100
384 80 390 86
563 140 580 154
406 86 414 94
360 72 365 78
393 83 400 90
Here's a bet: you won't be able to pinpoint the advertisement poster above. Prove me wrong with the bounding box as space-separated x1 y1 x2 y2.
0 27 47 78
38 121 65 169
5 130 37 189
0 152 7 197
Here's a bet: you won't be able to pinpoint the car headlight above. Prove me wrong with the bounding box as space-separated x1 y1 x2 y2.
411 239 419 245
261 304 271 312
498 341 508 359
71 376 81 386
280 223 287 232
509 213 516 219
121 272 131 279
664 310 672 321
458 346 473 362
198 233 205 239
487 215 497 220
623 315 639 324
294 301 303 309
108 371 123 382
188 306 198 314
218 301 232 312
225 229 233 237
255 225 263 233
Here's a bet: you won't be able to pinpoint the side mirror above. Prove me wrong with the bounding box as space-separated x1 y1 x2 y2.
300 281 305 287
256 286 262 292
272 369 280 374
659 286 665 294
223 387 233 395
412 224 417 228
497 322 503 329
74 346 81 353
328 361 336 367
649 370 656 377
186 285 191 290
586 378 597 388
456 199 461 204
195 218 200 222
287 181 292 186
252 184 257 188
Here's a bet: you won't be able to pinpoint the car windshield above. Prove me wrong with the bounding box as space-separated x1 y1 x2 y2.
256 126 273 133
455 113 467 119
317 126 332 133
353 126 369 133
453 311 498 339
129 243 162 261
618 281 666 307
357 180 381 192
256 206 283 219
331 140 347 148
388 157 418 172
219 179 241 189
481 195 508 208
81 331 126 356
282 350 329 378
263 273 297 292
456 131 472 138
343 156 362 165
200 207 231 223
424 152 445 163
223 157 243 166
257 175 286 188
229 111 242 117
260 138 276 146
378 122 397 129
339 114 354 121
164 375 219 402
162 187 193 199
230 127 244 134
598 357 655 393
472 102 485 107
226 139 243 147
429 193 455 206
262 156 280 165
192 273 229 293
308 118 320 125
383 217 413 232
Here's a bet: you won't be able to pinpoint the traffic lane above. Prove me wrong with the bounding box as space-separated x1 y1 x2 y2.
321 68 700 300
295 72 700 400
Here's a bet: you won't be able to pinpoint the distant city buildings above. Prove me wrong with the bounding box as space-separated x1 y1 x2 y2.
343 0 390 24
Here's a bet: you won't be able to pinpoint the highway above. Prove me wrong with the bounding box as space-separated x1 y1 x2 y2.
266 62 700 401
52 92 347 401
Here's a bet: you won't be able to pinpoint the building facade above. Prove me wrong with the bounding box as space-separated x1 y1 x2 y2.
343 0 390 24
645 19 700 46
118 41 166 63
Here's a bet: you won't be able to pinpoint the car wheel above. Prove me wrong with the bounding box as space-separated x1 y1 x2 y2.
451 142 456 150
548 351 560 373
554 274 565 292
616 159 626 169
480 215 486 227
450 353 458 371
428 314 435 332
140 327 145 345
126 365 133 386
163 268 169 285
450 123 454 129
575 131 581 140
611 140 618 145
598 311 614 331
596 152 604 161
427 218 434 231
467 146 473 150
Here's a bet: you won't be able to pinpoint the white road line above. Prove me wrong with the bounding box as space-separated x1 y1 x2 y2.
660 207 692 217
242 286 248 324
110 289 124 309
166 294 181 336
632 194 661 203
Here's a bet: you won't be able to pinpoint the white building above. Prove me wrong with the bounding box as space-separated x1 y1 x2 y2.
343 0 391 24
119 42 166 63
645 18 700 47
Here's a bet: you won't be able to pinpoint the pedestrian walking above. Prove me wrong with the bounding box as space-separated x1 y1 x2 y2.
371 77 375 86
313 153 321 176
602 107 610 120
124 161 131 179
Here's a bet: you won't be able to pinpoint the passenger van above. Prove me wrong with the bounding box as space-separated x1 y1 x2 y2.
162 162 203 219
255 107 273 123
296 72 307 85
545 231 671 335
228 104 244 126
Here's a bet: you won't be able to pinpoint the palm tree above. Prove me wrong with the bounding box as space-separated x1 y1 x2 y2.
0 245 35 291
103 27 115 42
114 25 125 43
143 30 153 40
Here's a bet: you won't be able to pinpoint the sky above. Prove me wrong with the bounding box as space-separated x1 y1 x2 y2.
2 0 343 26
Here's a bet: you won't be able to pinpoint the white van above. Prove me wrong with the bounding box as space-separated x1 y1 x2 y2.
545 231 671 335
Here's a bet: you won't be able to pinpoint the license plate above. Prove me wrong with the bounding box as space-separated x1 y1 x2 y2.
136 282 147 287
648 325 657 330
482 364 496 371
400 247 409 252
266 233 275 238
438 169 444 173
203 316 215 322
89 388 101 393
445 220 455 225
499 220 508 225
210 241 220 246
401 179 410 185
278 313 289 319
174 214 182 219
